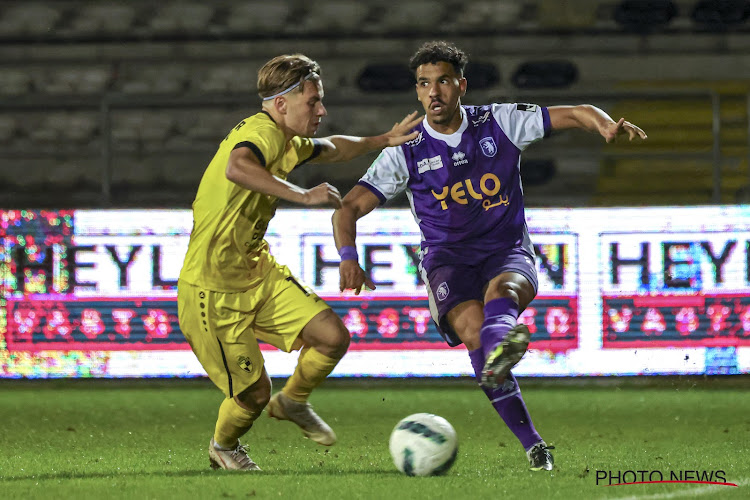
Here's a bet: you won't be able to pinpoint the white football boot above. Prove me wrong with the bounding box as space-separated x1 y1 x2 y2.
267 392 337 446
208 438 261 471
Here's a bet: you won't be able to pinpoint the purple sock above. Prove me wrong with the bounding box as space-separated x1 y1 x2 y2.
468 348 542 450
480 297 519 359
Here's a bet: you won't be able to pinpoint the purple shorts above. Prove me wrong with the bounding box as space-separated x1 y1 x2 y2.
420 244 538 347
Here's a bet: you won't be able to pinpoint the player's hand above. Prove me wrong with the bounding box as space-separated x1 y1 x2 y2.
339 260 376 294
384 111 423 146
601 118 647 143
303 183 342 208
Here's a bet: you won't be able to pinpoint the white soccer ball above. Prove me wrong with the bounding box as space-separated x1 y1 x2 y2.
389 413 458 476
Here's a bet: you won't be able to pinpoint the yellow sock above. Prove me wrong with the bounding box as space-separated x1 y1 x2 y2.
282 347 340 403
213 397 261 449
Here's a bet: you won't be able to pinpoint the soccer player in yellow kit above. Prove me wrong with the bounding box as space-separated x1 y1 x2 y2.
177 54 421 471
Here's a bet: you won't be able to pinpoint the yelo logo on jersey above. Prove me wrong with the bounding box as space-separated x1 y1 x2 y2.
431 173 509 210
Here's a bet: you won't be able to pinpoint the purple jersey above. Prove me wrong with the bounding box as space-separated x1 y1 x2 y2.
358 103 550 268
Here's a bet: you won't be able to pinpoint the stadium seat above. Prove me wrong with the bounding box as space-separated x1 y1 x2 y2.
521 159 557 186
464 62 501 90
318 60 357 93
511 60 579 88
2 158 59 189
191 63 260 93
111 111 176 147
61 112 99 142
180 109 236 141
0 69 32 96
0 115 18 143
69 3 136 35
25 112 98 144
613 0 678 32
357 64 413 91
0 3 61 37
537 0 599 30
226 2 290 35
111 155 155 188
40 66 113 95
367 2 446 34
691 0 750 30
296 1 371 35
149 3 215 33
117 64 189 94
450 0 523 32
45 158 100 190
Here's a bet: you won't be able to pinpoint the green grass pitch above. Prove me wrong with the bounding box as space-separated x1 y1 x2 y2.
0 377 748 499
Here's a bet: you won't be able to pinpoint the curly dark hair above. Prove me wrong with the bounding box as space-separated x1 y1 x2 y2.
408 41 468 76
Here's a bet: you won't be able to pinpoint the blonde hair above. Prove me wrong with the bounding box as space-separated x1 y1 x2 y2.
257 54 321 99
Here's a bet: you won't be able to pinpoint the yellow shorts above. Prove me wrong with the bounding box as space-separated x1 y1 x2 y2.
177 262 329 398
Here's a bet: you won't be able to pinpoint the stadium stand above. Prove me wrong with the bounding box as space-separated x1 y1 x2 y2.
225 2 291 35
66 3 137 37
0 0 748 208
0 3 61 38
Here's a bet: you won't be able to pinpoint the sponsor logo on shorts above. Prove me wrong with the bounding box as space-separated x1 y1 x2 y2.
436 282 450 301
238 356 253 372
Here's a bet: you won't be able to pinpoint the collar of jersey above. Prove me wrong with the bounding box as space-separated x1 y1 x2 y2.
422 106 467 148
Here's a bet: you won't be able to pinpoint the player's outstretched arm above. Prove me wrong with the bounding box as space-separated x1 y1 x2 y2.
548 105 647 143
312 111 423 164
332 185 380 294
227 147 342 208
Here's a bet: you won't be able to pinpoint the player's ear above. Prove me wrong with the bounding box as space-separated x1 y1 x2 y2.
275 96 287 114
459 77 467 97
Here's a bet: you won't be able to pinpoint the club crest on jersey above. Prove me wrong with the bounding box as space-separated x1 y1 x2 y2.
436 282 450 301
479 137 497 157
451 151 468 166
238 356 253 372
417 155 444 173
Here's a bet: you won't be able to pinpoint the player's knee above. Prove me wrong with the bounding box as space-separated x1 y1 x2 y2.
489 280 535 309
325 314 351 358
313 309 350 358
497 281 522 301
460 330 481 351
300 309 351 359
236 372 272 412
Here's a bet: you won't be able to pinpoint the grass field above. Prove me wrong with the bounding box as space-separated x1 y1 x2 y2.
0 377 748 499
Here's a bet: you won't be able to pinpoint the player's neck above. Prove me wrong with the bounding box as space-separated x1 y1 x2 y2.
426 106 463 135
261 107 296 141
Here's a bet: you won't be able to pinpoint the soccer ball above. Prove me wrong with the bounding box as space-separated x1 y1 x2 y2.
389 413 458 476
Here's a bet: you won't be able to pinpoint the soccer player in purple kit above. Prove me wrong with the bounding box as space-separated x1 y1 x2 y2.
332 41 647 471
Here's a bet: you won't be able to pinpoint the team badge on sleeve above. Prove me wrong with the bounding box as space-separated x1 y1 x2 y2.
238 356 253 372
479 137 497 157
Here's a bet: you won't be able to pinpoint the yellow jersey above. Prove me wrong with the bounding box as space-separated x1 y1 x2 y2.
179 111 320 291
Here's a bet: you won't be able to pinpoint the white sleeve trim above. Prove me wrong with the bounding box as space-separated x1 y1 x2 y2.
491 103 547 151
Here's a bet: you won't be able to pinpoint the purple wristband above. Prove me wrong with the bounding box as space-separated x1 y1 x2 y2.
339 246 358 262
